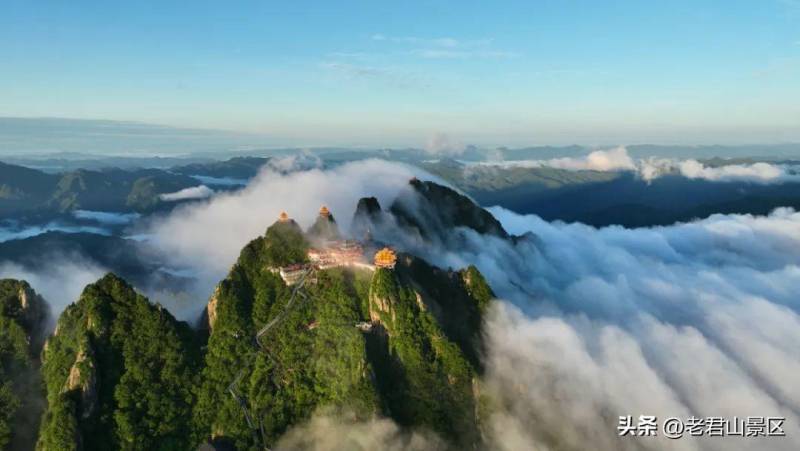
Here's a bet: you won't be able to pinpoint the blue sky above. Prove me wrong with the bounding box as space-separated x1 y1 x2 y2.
1 0 799 147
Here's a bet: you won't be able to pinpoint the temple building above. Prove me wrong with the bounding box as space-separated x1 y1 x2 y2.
308 240 364 269
319 205 331 218
374 247 397 269
278 211 290 222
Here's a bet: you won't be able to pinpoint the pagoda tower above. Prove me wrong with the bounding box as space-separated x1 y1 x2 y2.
374 247 397 269
278 211 290 222
319 205 331 218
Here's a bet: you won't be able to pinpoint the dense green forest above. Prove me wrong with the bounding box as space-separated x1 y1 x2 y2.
0 280 48 450
193 216 493 450
37 274 201 451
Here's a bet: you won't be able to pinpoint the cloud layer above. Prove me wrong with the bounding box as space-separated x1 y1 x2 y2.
143 159 421 315
9 159 796 449
72 210 141 225
0 258 107 320
0 221 110 243
474 206 800 450
363 196 800 450
159 185 215 202
469 147 800 184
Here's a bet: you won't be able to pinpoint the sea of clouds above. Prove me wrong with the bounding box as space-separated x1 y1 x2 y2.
475 207 800 451
139 159 800 450
4 158 798 449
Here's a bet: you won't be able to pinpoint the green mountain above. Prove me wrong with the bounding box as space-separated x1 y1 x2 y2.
390 178 510 241
2 180 500 450
0 279 49 450
194 216 493 450
421 157 619 194
37 274 200 451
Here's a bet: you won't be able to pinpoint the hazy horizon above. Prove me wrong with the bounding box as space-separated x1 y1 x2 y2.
1 117 800 158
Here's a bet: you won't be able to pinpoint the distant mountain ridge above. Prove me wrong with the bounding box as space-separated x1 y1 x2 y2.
0 161 199 217
0 157 268 218
423 159 800 228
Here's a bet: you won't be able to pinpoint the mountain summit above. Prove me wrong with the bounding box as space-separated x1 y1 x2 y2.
194 206 494 449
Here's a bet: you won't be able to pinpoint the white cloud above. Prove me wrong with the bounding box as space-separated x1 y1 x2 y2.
0 258 107 320
678 160 785 181
144 160 421 305
469 146 800 184
637 156 800 183
0 221 110 243
469 207 800 450
424 133 465 156
348 182 800 449
159 185 215 202
267 152 323 173
276 409 443 451
190 175 249 187
72 210 140 225
469 146 636 171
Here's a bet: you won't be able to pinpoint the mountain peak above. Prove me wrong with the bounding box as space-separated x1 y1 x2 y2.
37 274 199 451
307 205 340 241
193 199 495 449
390 179 511 242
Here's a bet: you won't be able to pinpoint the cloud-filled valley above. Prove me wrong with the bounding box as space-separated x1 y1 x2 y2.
477 207 800 450
137 160 800 449
2 159 798 450
159 185 215 201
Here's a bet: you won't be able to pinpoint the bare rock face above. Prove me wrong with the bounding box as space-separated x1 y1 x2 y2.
368 293 395 325
368 271 399 331
17 281 47 327
206 286 221 331
64 346 98 419
0 279 50 351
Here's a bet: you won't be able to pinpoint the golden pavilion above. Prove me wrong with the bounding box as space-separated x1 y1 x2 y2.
374 247 397 269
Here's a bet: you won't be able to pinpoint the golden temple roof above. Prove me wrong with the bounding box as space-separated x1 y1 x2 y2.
278 211 290 222
374 247 397 269
319 205 331 217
